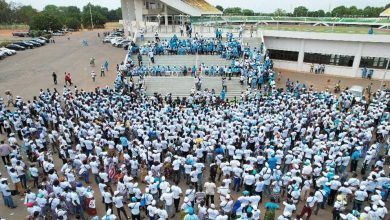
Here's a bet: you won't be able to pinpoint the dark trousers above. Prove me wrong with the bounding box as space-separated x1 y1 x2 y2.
132 214 140 220
205 194 214 207
1 155 10 165
174 198 180 212
117 206 129 220
350 160 358 172
105 202 113 211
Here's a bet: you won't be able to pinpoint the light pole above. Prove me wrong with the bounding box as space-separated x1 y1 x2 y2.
89 3 94 29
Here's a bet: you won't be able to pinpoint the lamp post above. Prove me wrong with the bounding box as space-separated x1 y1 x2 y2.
89 3 94 30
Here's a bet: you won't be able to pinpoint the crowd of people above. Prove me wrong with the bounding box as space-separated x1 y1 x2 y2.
0 32 390 220
133 32 243 61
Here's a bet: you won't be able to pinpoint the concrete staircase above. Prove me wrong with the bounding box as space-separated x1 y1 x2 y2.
144 76 247 98
132 54 231 67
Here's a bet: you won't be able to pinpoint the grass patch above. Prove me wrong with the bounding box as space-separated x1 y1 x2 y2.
0 24 29 30
0 40 18 47
105 22 123 29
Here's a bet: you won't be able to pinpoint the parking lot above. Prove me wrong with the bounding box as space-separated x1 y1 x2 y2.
0 30 124 100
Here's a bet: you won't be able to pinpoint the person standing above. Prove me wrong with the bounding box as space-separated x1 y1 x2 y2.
128 197 141 220
0 141 12 165
113 191 129 220
100 66 105 77
0 179 17 209
52 72 57 84
204 178 216 207
104 60 109 71
299 192 317 220
160 187 175 218
137 53 143 66
148 50 154 64
91 71 96 82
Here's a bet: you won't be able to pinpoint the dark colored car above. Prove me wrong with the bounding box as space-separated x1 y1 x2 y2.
28 41 41 47
14 42 34 49
5 44 25 51
38 37 50 43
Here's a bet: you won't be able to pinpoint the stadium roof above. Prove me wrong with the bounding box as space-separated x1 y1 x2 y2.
380 8 390 17
183 0 221 15
160 0 222 16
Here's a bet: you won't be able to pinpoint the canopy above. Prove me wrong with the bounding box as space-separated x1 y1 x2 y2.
380 8 390 17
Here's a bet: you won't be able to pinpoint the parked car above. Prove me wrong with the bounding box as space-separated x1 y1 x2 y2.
14 42 34 49
115 40 131 47
111 37 123 45
27 41 41 47
38 37 50 43
5 44 25 51
30 39 45 46
103 36 114 43
12 32 29 37
0 47 16 55
0 51 7 59
33 38 46 45
52 32 65 36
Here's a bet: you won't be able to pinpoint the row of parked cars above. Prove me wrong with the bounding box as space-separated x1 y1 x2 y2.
0 37 49 60
103 32 133 50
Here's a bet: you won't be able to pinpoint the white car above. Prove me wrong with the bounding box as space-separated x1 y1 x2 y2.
0 47 16 55
0 51 7 59
110 37 123 45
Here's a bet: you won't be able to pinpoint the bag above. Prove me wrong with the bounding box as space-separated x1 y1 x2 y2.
89 199 96 208
140 196 146 207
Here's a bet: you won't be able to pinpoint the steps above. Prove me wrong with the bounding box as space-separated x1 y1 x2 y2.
132 54 231 67
144 76 247 98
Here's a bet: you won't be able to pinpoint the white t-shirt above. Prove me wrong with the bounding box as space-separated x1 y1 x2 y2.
129 202 141 215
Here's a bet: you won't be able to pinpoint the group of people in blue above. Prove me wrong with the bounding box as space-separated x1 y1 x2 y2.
132 31 242 60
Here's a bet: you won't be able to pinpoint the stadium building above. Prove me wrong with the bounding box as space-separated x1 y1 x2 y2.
120 0 222 30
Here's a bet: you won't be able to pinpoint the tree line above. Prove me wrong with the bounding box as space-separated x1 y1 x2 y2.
216 4 390 18
0 0 122 31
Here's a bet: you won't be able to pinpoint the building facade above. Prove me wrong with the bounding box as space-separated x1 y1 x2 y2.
121 0 221 32
263 30 390 80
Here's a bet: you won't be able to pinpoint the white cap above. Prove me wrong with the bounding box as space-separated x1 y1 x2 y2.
114 191 119 196
210 204 215 208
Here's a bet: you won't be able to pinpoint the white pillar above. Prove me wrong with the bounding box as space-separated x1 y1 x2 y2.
164 4 168 26
297 39 305 71
352 43 363 77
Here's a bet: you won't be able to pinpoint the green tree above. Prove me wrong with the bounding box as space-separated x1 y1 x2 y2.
0 0 12 23
15 5 38 24
82 3 107 28
30 12 62 31
332 6 348 17
274 8 287 16
242 9 254 16
215 5 223 12
293 6 309 17
223 7 242 15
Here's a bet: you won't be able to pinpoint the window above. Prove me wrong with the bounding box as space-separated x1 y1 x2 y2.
268 49 298 61
360 56 390 69
304 53 354 67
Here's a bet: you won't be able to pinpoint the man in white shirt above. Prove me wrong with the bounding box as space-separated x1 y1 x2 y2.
160 187 175 218
204 178 216 207
298 192 317 220
113 191 129 220
171 184 182 213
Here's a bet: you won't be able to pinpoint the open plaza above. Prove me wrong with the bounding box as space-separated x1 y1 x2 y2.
0 1 390 220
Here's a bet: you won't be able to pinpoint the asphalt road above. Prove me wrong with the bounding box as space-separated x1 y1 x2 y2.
0 30 124 101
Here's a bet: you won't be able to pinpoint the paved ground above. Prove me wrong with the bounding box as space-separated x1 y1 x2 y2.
0 30 123 101
0 30 389 220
